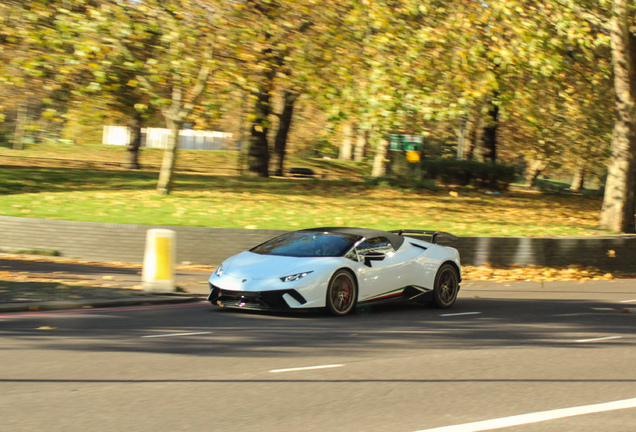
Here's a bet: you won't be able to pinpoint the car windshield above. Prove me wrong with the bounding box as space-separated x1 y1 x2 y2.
251 231 362 257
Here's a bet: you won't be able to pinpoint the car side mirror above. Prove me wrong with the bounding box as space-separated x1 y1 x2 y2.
363 251 386 267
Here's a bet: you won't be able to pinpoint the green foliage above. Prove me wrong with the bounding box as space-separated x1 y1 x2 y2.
0 130 11 149
422 158 518 190
303 136 338 159
61 108 107 145
386 151 415 179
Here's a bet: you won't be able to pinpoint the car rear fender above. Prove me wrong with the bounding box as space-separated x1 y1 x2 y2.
441 260 462 283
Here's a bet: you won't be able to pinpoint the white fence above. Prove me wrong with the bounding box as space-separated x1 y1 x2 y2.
102 126 234 151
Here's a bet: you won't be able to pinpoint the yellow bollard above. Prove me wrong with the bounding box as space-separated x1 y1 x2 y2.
142 229 176 293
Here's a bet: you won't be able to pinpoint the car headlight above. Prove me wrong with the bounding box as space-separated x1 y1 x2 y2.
280 271 313 283
214 264 224 277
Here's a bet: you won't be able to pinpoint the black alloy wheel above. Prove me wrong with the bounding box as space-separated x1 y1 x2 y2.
326 270 357 316
432 264 459 308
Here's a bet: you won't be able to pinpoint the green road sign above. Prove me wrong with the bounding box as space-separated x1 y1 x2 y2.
389 134 423 151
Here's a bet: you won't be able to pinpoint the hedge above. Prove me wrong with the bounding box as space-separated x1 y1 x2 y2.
422 158 518 190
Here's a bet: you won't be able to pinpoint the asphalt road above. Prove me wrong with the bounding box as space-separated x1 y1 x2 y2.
1 280 635 432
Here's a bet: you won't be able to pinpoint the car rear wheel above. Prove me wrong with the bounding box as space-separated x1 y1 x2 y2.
432 264 459 308
326 270 357 316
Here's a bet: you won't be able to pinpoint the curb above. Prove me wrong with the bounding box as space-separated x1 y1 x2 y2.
0 294 203 313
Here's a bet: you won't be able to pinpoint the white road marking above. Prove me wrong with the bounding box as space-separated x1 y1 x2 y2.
376 330 436 334
620 299 636 303
575 336 623 343
269 364 344 373
142 331 212 338
440 312 482 317
412 397 636 432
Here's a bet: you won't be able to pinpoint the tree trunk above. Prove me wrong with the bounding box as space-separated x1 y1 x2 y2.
247 62 276 178
570 164 586 192
135 32 214 194
354 128 367 162
237 89 250 175
339 122 353 160
156 118 181 196
473 100 498 163
372 137 389 177
456 115 474 160
13 103 27 150
456 117 467 160
247 91 271 177
600 0 636 232
526 159 548 187
465 117 480 160
272 90 299 176
123 111 143 169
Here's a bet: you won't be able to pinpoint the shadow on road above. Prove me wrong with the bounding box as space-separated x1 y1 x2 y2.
1 297 634 359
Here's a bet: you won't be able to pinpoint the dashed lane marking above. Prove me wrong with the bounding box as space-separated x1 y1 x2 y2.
142 331 212 338
440 312 482 317
269 364 344 373
575 336 623 343
411 397 636 432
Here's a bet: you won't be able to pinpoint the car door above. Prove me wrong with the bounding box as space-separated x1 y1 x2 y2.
354 237 408 301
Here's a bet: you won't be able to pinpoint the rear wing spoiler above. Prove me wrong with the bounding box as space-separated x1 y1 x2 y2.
390 230 457 244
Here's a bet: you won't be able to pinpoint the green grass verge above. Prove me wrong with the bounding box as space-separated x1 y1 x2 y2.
1 142 608 236
0 163 607 237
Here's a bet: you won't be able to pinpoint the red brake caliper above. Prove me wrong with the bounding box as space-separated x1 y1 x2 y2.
342 283 350 305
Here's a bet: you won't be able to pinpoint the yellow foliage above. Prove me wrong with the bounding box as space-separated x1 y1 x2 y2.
464 264 614 282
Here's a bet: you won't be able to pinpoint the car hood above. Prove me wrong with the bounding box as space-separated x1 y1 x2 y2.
223 251 333 280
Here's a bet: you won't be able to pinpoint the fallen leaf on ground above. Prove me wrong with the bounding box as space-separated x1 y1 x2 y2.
463 264 614 282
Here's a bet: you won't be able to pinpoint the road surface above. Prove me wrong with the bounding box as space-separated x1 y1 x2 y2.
1 280 635 431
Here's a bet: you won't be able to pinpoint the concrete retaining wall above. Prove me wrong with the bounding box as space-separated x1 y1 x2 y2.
437 236 636 272
1 216 635 272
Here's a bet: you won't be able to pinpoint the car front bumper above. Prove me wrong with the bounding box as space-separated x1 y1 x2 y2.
208 283 308 310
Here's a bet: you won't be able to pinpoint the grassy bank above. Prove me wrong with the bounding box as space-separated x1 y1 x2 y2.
0 162 606 237
0 142 369 178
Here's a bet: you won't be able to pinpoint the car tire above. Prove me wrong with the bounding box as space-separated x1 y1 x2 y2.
432 263 459 308
326 270 357 316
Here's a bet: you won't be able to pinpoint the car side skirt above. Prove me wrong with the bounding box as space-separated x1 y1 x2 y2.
358 285 434 305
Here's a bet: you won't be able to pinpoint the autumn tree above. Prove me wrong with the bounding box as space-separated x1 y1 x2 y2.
538 0 633 231
223 0 349 177
0 0 79 148
67 0 224 194
74 18 156 170
599 0 636 232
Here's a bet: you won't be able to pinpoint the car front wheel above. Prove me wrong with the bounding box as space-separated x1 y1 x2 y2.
326 270 357 316
432 264 459 308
